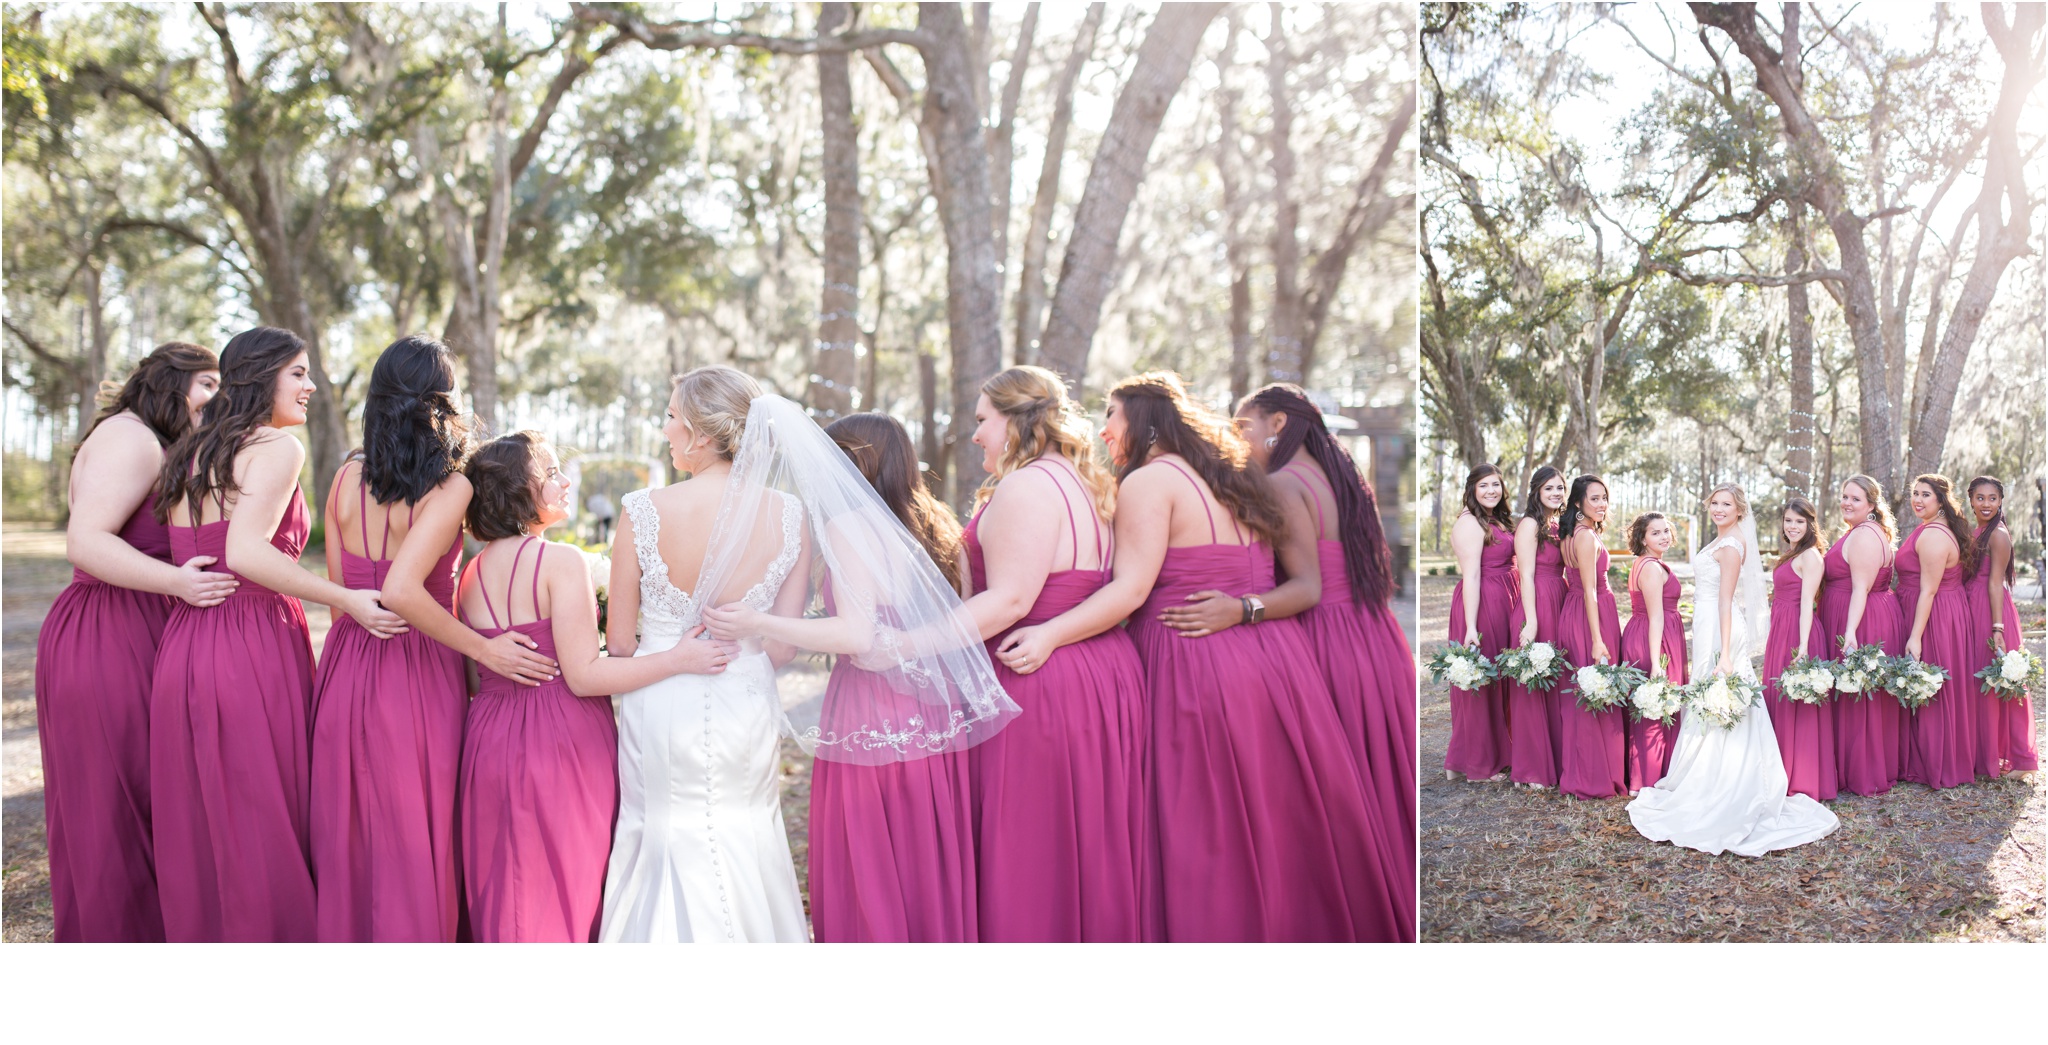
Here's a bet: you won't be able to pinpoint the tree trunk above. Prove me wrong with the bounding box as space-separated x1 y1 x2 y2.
1035 2 1225 387
1217 9 1252 404
1419 238 1488 468
1298 86 1415 376
811 1 861 422
1014 2 1103 365
987 2 1039 362
1264 3 1304 386
917 345 944 493
1785 203 1815 500
915 3 1005 511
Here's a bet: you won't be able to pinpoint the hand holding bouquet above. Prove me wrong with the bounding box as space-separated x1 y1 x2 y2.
1775 654 1837 706
1494 640 1572 691
1834 641 1890 701
1885 655 1948 712
1629 674 1685 727
1572 662 1646 713
1975 647 2043 703
1683 671 1762 730
1427 643 1496 691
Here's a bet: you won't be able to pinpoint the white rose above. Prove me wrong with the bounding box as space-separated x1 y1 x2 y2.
1576 666 1602 692
2000 651 2028 682
1529 643 1555 670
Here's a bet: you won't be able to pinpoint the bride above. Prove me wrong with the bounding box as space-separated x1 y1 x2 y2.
1626 483 1838 856
600 365 1016 942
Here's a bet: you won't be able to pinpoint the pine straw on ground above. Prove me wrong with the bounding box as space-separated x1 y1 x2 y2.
1416 571 2046 943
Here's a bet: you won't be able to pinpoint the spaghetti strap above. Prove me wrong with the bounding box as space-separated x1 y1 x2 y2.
1280 462 1328 537
530 541 546 618
1027 460 1084 571
475 551 503 630
1159 458 1227 544
503 537 534 624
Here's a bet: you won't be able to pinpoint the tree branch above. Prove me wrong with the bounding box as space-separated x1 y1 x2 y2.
573 3 928 54
1645 258 1846 287
2 316 86 382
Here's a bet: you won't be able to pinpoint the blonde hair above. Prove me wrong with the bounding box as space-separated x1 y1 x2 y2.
974 365 1116 521
671 365 763 461
1707 482 1750 523
1841 474 1895 543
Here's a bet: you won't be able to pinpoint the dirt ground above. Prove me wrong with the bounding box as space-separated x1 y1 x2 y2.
1 523 824 943
1415 566 2047 942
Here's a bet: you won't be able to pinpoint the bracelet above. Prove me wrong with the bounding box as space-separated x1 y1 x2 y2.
1240 597 1254 626
1991 623 2005 631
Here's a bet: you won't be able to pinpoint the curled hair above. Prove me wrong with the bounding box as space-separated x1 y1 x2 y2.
1240 382 1392 608
1520 464 1566 546
1626 511 1668 557
464 431 550 542
156 327 307 523
976 365 1117 522
360 335 471 506
1460 463 1515 544
1967 476 2014 585
828 413 964 592
1706 482 1751 525
1840 474 1895 544
672 365 764 462
1108 372 1286 548
1911 473 1977 584
84 341 219 447
1557 474 1608 540
1776 496 1825 568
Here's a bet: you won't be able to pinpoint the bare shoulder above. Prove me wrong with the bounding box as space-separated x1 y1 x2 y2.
244 428 307 465
1118 459 1182 503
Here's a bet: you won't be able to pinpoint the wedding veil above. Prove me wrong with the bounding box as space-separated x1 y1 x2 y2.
1736 501 1770 661
693 394 1020 765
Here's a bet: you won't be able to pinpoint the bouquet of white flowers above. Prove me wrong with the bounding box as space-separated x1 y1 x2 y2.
1683 671 1763 730
1834 641 1891 701
1975 647 2044 702
1493 640 1572 691
1885 655 1948 712
1572 662 1646 713
1775 654 1838 706
1426 643 1496 691
582 550 612 642
1629 674 1685 727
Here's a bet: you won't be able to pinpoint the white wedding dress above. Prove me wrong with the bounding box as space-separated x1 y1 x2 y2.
1626 528 1838 856
598 488 810 942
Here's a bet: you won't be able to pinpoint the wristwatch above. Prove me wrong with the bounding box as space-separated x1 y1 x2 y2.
1241 594 1266 625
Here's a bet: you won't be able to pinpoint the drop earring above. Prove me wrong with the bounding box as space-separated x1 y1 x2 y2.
1265 436 1279 449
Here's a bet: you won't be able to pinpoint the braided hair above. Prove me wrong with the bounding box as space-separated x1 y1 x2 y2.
1967 476 2014 585
1239 382 1392 608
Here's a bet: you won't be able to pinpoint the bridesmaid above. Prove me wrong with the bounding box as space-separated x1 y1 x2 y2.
1966 476 2038 781
35 342 234 941
457 432 723 942
151 327 409 941
786 412 980 942
1619 512 1685 793
1205 382 1414 890
1822 475 1903 797
1897 474 1977 790
1764 497 1836 801
951 366 1146 943
1556 475 1626 800
1444 464 1516 782
1508 466 1569 789
996 372 1406 942
308 335 558 942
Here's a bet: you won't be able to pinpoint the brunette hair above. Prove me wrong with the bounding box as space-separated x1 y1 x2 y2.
1520 464 1566 546
360 335 470 506
83 341 218 447
1911 473 1977 583
1776 496 1824 568
1240 382 1392 608
464 431 551 541
1108 372 1286 548
1460 463 1515 544
1626 511 1668 557
1557 474 1608 540
156 326 307 523
1841 474 1895 543
976 365 1116 521
1967 476 2014 585
827 413 964 592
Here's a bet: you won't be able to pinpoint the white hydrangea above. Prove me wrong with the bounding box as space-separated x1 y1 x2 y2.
1528 642 1555 670
2000 650 2030 683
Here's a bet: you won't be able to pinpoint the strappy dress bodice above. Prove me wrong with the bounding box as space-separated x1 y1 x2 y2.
1821 521 1895 600
1563 539 1608 595
1895 524 1965 598
1131 459 1273 624
966 458 1113 626
1628 557 1682 619
461 537 561 694
336 463 461 605
1770 558 1811 613
72 492 174 586
168 487 311 598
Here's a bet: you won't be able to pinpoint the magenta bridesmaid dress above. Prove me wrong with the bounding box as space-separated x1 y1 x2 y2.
458 538 619 942
309 467 467 941
1126 460 1408 943
34 492 173 942
1278 463 1416 879
1445 521 1515 779
150 488 318 941
1894 525 1975 790
1819 521 1902 796
965 462 1146 942
1506 527 1567 788
1556 536 1625 800
1619 556 1687 791
1966 523 2038 778
807 587 976 943
1763 557 1837 801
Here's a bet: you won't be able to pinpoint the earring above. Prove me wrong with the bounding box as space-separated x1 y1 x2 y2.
1265 436 1278 449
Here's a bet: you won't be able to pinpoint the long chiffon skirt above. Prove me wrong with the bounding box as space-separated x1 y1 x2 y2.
1824 593 1902 796
34 578 172 942
1900 592 1977 790
460 680 620 942
1297 597 1418 886
1619 618 1686 791
1444 577 1514 778
1763 614 1836 801
810 662 977 943
970 630 1147 943
1133 616 1409 942
149 593 317 942
1556 592 1625 800
309 618 468 942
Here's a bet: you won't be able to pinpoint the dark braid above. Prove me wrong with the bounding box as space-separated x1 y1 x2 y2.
1241 383 1392 608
